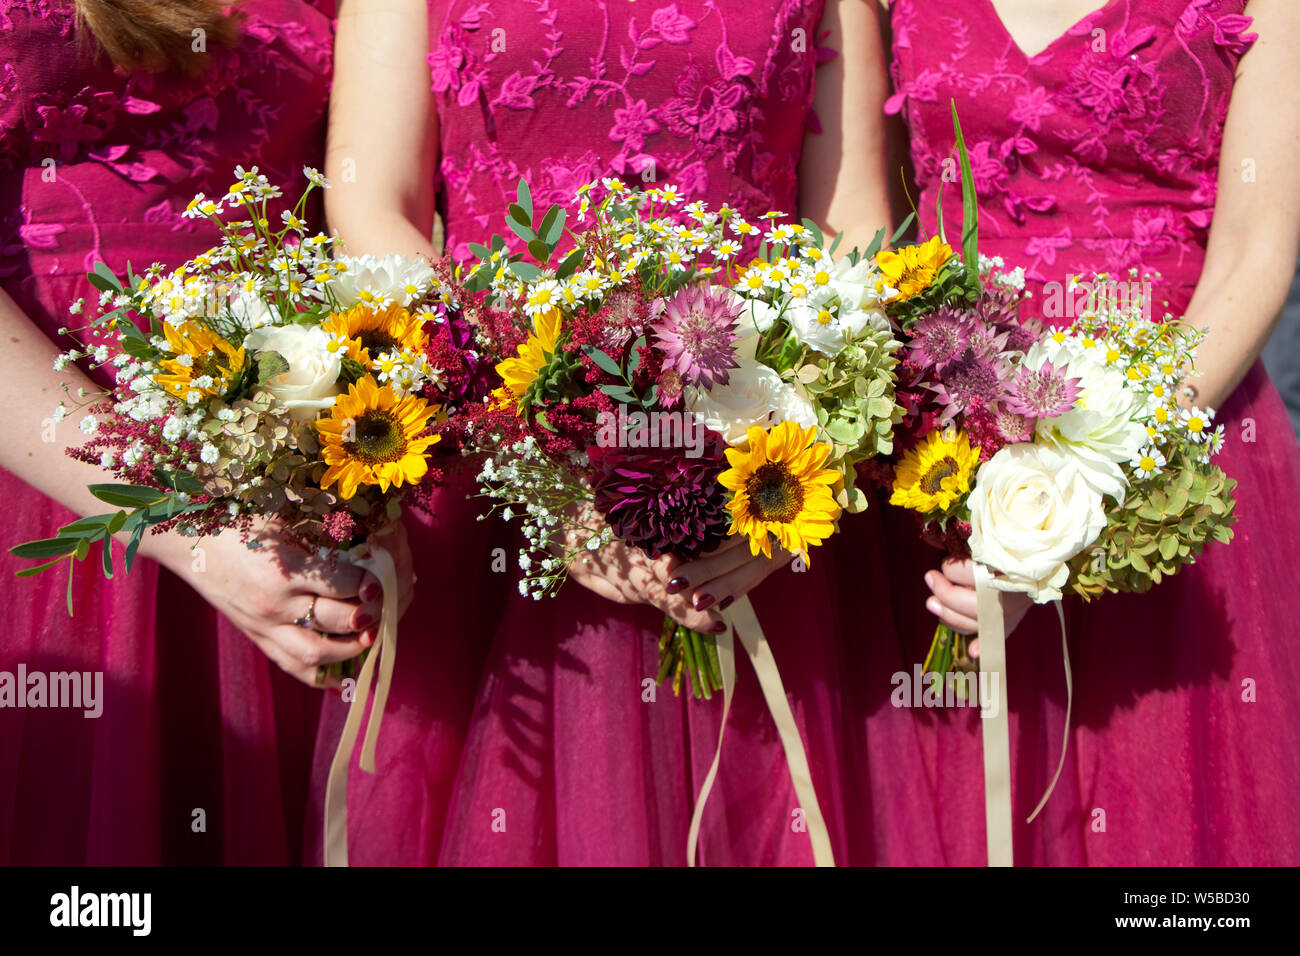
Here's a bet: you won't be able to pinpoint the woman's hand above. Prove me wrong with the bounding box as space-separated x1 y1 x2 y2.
145 520 415 689
923 558 1032 637
665 534 793 617
565 532 724 634
551 504 719 632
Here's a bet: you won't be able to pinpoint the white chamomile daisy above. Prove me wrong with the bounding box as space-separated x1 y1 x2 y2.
1179 406 1214 444
1131 445 1166 480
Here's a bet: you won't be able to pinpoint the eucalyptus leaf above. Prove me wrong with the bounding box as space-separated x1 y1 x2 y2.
89 484 166 508
515 179 533 222
10 537 81 560
508 260 543 282
583 346 624 377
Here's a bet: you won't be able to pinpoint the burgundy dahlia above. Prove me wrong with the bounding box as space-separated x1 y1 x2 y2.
589 430 731 560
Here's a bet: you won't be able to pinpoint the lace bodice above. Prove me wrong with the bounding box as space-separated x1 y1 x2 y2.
428 0 830 259
885 0 1256 319
0 0 333 341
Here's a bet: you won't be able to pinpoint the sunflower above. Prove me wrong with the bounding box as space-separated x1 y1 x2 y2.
154 321 246 400
875 235 953 302
323 303 428 366
718 421 842 561
495 307 562 407
889 428 980 513
316 375 440 500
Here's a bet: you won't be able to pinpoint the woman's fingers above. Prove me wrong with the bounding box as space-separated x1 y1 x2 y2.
926 570 979 618
660 592 722 633
246 632 331 688
669 537 762 597
940 557 976 586
268 624 368 669
283 552 368 600
306 595 365 634
688 553 782 613
925 597 980 635
924 570 981 634
247 629 353 689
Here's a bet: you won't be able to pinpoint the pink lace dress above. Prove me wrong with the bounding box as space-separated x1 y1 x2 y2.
0 0 334 864
313 0 886 866
847 0 1300 863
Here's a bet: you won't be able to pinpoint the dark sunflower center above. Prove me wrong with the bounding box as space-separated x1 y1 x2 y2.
358 330 399 354
197 353 230 380
920 456 960 495
345 410 407 464
744 462 804 523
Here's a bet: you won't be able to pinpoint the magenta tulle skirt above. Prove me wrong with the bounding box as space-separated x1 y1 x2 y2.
311 475 875 865
304 470 510 866
0 471 321 865
431 537 873 866
836 359 1300 865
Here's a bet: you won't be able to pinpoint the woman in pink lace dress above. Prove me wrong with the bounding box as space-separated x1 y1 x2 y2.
862 0 1300 863
317 0 895 864
0 0 392 864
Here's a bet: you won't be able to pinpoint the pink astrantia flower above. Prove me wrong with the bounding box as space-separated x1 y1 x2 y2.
650 286 740 389
931 349 1007 422
1006 359 1082 418
908 309 972 372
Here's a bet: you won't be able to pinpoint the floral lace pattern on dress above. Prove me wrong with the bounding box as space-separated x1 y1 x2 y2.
885 0 1255 307
0 0 333 303
429 0 829 259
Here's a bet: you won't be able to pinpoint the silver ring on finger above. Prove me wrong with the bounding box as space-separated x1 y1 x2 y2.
293 595 319 631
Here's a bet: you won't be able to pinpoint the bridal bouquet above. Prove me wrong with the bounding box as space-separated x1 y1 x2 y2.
10 167 468 664
459 178 906 696
867 114 1237 677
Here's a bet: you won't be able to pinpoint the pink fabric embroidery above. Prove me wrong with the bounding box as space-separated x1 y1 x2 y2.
885 0 1256 309
428 0 828 259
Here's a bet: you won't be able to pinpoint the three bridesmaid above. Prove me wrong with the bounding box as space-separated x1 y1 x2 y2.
2 0 1296 866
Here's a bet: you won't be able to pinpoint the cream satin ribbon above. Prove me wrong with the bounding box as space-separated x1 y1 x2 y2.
973 564 1073 868
686 594 835 867
323 540 399 868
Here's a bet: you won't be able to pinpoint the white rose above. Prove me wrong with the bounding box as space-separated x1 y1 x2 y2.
686 357 817 445
1023 338 1147 501
244 324 342 420
331 253 435 307
968 442 1107 603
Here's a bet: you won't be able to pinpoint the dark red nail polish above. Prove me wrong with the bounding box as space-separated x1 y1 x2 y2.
711 620 727 634
667 577 688 594
355 612 374 629
719 596 734 611
694 593 715 611
361 583 381 602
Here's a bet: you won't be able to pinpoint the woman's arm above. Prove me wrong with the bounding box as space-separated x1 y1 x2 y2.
327 0 440 259
798 0 894 249
1179 0 1300 410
